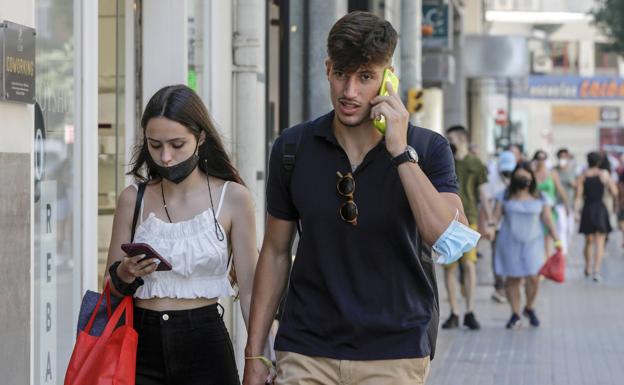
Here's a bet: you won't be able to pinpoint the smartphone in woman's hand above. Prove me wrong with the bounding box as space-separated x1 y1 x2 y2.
121 243 172 271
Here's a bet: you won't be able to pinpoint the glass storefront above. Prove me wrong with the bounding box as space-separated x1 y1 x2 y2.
97 0 128 286
34 0 81 383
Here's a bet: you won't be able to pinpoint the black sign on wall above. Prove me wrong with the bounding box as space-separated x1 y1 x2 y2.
600 106 621 122
0 20 36 104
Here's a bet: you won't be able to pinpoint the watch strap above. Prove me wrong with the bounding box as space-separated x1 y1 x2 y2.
391 151 412 167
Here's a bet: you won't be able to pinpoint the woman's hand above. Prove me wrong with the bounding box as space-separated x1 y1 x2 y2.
116 254 159 283
242 358 275 385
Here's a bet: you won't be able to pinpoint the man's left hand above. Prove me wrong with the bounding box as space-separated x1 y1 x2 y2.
370 81 410 157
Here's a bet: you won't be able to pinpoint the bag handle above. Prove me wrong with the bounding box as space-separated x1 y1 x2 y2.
99 295 134 340
84 281 113 334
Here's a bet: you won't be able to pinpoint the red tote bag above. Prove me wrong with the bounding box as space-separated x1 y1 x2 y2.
539 249 565 283
65 282 138 385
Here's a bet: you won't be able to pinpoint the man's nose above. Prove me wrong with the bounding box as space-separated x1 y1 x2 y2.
343 76 359 98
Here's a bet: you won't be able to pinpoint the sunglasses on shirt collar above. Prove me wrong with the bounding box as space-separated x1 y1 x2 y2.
336 171 358 226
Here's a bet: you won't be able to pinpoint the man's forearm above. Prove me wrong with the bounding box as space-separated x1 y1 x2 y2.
397 162 465 246
244 249 291 356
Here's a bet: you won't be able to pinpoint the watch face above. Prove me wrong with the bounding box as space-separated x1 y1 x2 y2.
407 146 418 161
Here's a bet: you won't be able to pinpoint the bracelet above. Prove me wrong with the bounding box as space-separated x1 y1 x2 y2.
245 355 274 369
109 261 144 296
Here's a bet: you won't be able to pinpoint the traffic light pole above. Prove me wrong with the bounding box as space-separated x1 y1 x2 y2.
400 0 423 124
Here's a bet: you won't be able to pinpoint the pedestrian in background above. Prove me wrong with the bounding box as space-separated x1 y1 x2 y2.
533 150 569 257
442 125 494 330
486 150 517 303
554 148 577 254
575 152 618 282
617 161 624 248
492 161 560 329
507 143 525 163
105 85 260 384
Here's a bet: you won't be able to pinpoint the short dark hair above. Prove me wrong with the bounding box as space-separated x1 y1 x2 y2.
532 150 548 161
445 125 468 138
587 151 602 168
556 148 569 158
327 11 398 73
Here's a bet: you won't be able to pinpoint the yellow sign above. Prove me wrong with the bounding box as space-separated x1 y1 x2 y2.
551 105 599 125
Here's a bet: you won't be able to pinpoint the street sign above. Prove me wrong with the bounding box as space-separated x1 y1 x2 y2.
0 20 36 104
422 4 452 50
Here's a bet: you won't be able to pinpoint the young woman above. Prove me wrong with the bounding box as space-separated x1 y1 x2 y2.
532 150 569 257
493 162 560 329
104 85 258 384
618 165 624 248
575 152 618 282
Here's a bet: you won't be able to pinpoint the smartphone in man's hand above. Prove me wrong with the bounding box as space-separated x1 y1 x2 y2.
373 68 400 135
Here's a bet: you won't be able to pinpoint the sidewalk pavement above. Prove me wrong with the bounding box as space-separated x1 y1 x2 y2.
428 229 624 385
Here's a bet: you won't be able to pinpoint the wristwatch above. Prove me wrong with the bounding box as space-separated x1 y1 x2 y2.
391 145 418 167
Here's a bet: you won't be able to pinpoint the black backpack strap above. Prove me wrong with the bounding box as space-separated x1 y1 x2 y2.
282 132 303 196
281 125 305 235
131 183 147 243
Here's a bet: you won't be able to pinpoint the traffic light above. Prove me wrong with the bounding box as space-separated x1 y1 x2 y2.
407 88 424 113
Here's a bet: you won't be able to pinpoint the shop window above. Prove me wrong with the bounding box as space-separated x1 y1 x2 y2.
594 43 620 76
549 41 579 74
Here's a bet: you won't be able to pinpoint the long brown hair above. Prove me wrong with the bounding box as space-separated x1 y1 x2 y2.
128 85 242 293
128 84 243 186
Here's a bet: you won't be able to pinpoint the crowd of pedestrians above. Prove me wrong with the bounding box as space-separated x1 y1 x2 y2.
442 128 623 332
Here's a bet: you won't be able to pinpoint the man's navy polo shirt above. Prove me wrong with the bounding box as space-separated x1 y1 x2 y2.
267 111 458 360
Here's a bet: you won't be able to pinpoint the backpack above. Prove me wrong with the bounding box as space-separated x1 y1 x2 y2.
279 122 441 360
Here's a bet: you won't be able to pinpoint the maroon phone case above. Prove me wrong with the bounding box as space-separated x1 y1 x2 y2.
120 243 172 271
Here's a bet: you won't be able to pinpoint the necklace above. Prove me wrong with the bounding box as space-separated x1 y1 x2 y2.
159 171 225 241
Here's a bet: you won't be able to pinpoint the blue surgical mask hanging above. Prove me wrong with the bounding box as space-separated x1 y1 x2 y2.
432 210 481 265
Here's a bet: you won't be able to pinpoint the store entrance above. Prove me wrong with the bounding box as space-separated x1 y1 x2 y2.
97 0 140 286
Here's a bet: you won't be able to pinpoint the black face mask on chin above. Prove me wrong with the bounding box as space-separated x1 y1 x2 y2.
147 147 200 184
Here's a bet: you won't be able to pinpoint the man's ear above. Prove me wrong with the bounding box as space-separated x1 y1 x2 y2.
325 58 332 78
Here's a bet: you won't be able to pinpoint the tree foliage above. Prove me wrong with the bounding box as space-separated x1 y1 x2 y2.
592 0 624 56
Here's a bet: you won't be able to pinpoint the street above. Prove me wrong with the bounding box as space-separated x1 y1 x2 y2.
429 228 624 385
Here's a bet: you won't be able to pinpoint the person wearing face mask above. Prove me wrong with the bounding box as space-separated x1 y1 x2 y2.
532 150 569 257
485 150 517 303
575 152 619 282
554 148 577 254
492 162 560 329
103 85 262 384
442 125 494 331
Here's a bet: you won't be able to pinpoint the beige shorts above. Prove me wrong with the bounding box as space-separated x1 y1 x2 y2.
275 350 430 385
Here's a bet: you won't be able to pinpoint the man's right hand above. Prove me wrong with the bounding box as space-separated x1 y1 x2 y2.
242 358 274 385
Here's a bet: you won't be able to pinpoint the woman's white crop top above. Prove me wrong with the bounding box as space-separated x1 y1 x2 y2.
131 182 235 299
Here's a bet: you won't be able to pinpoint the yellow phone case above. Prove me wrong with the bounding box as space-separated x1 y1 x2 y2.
373 69 399 135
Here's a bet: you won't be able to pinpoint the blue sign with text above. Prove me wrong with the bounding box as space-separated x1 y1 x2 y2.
515 75 624 100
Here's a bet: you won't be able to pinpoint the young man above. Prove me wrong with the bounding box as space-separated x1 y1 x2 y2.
243 12 471 385
442 125 493 330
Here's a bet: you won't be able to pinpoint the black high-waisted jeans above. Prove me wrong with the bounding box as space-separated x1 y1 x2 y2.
134 304 240 385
